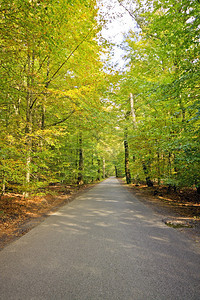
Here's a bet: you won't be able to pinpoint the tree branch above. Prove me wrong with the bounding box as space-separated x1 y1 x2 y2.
46 28 94 85
117 0 143 30
37 55 48 73
30 97 37 110
117 0 135 20
46 109 76 127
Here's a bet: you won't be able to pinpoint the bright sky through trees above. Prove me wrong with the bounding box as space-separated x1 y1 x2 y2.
98 0 137 69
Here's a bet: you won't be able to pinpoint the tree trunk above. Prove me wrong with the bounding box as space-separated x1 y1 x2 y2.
124 139 131 184
24 49 35 197
97 158 101 181
103 158 105 179
157 151 161 185
130 93 136 126
91 153 94 182
41 56 50 130
115 166 118 178
168 152 172 177
77 133 83 185
129 93 137 181
142 162 153 187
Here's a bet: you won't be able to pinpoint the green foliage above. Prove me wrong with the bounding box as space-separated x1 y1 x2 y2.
112 0 200 189
0 0 199 194
0 0 112 193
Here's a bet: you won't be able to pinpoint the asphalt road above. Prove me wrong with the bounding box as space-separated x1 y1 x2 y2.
0 177 200 300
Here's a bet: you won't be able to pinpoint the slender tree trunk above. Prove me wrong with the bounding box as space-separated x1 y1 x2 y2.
91 153 94 182
77 133 83 185
41 56 50 130
24 49 34 196
157 151 161 185
124 133 131 184
124 94 134 185
103 158 105 179
168 152 172 178
115 166 118 178
129 93 137 183
130 93 136 126
97 158 101 181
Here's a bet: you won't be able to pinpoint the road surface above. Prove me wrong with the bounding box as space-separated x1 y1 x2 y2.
0 177 200 299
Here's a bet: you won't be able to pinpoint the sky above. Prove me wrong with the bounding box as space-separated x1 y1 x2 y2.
97 0 137 70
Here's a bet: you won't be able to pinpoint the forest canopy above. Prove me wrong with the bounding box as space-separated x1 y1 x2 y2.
108 0 199 191
0 0 199 195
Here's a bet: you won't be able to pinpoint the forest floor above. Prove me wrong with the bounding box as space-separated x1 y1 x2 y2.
0 179 200 250
0 183 94 250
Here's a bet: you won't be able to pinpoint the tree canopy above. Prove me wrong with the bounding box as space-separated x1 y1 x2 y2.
0 0 199 195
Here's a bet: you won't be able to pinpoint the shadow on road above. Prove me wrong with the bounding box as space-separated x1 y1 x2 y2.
1 178 200 299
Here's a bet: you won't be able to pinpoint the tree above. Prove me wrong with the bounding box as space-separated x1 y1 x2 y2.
114 0 200 190
0 0 111 193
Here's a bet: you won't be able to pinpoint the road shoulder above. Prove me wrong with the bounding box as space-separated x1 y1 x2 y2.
119 179 200 244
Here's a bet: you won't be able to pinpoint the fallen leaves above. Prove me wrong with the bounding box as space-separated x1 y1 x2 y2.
0 184 87 249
